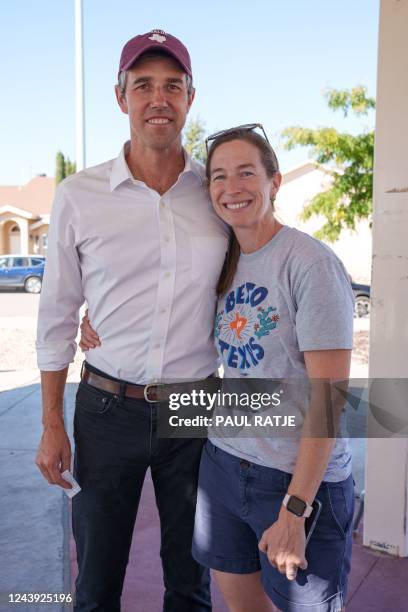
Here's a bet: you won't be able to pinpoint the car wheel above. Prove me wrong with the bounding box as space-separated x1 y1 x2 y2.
355 295 370 318
24 276 42 294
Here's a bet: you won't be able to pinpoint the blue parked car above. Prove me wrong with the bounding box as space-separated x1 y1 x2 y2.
0 255 45 293
351 281 370 318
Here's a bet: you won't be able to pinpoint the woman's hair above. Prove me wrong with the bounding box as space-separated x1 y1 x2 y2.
205 129 280 296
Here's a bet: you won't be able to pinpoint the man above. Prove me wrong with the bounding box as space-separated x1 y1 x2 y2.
36 30 228 612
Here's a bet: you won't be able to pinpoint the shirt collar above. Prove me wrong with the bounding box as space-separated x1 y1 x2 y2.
182 151 206 186
109 142 134 192
109 141 205 192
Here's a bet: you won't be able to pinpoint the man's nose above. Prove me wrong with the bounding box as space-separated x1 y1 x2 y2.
150 87 169 108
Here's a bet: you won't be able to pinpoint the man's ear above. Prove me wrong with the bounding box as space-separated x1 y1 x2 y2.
115 84 129 115
186 87 196 113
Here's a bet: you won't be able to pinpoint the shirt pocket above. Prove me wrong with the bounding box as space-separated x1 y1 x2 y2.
190 236 228 288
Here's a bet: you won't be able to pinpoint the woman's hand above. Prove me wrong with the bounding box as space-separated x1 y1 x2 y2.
79 309 101 351
258 508 308 581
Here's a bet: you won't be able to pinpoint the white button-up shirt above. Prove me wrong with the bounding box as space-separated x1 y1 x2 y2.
36 143 229 383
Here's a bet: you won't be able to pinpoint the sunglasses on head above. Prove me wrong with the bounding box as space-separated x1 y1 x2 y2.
205 123 270 154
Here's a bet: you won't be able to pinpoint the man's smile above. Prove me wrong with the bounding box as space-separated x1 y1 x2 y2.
146 117 172 124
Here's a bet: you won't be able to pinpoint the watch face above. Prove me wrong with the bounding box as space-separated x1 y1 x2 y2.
287 496 307 517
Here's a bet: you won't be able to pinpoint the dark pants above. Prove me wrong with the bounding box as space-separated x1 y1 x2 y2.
72 366 211 612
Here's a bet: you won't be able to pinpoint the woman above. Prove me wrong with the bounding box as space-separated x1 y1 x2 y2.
80 126 355 612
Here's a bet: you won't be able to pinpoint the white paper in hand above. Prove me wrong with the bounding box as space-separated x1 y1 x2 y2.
61 470 82 498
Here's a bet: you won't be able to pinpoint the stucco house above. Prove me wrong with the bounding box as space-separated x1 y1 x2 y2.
0 175 54 256
276 161 372 283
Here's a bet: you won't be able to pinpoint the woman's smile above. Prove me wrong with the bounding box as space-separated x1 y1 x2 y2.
222 199 252 211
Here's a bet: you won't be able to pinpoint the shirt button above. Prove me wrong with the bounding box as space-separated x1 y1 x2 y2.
164 235 170 242
160 307 167 314
160 201 166 208
164 272 171 278
155 343 160 349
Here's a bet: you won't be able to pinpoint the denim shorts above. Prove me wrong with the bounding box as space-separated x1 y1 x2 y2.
192 441 354 612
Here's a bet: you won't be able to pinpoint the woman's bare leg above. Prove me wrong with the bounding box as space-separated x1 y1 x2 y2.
213 570 279 612
213 569 345 611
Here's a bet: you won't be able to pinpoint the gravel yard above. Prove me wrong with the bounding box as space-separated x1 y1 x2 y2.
0 323 369 378
0 292 370 384
0 325 84 375
352 330 370 364
0 294 84 385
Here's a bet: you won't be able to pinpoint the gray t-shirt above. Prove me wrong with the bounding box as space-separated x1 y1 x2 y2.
210 225 354 482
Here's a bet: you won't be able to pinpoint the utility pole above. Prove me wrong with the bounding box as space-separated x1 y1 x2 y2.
75 0 86 170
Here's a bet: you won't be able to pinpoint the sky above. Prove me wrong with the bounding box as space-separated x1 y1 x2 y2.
1 0 379 185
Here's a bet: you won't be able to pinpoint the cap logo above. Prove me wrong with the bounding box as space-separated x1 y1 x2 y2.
148 31 166 44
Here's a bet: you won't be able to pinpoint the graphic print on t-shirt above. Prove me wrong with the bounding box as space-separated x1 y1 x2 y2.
215 281 279 370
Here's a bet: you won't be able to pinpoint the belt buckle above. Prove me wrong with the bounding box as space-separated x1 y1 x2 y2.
144 384 158 403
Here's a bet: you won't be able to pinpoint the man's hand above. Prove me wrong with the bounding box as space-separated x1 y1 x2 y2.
37 368 71 488
36 418 72 489
258 509 308 580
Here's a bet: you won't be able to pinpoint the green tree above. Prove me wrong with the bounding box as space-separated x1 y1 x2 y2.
281 86 375 242
65 158 76 176
55 151 66 185
55 151 76 184
183 117 207 164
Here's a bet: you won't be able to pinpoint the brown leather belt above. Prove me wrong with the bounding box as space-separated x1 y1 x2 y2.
81 364 216 403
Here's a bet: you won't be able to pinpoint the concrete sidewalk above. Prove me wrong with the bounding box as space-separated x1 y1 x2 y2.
1 378 407 611
0 380 71 612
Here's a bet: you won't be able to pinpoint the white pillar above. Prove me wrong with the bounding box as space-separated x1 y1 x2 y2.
364 0 408 557
75 0 86 170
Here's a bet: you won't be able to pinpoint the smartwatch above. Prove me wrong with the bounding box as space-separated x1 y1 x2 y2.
282 494 313 518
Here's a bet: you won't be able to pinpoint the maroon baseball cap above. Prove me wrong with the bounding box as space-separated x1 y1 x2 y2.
118 29 192 79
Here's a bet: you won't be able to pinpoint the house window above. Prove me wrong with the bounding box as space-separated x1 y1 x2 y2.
33 235 40 254
42 234 48 251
